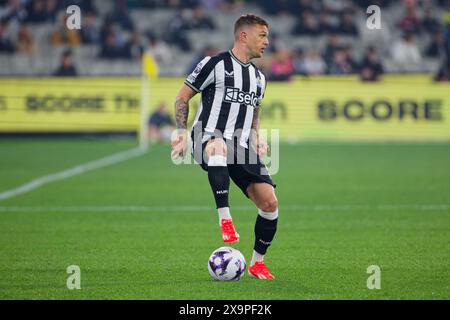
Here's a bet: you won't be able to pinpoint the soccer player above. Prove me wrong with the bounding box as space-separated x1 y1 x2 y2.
171 14 278 280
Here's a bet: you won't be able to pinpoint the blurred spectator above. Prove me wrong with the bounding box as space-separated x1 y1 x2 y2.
199 0 223 12
111 0 134 31
219 0 244 12
434 20 450 81
425 32 445 58
343 45 358 70
123 31 144 60
45 0 58 24
318 13 337 34
191 6 215 30
168 0 200 10
98 16 130 52
335 11 359 36
422 8 442 34
99 16 115 46
166 10 192 51
80 11 100 44
291 0 320 15
199 0 243 12
16 24 36 55
99 31 123 59
53 50 78 76
434 55 450 81
24 0 49 23
292 48 307 75
258 0 292 15
323 0 350 13
50 15 81 47
267 32 285 54
303 49 327 75
269 49 294 81
434 68 450 81
398 6 421 35
146 33 174 66
23 0 58 24
328 50 354 75
0 0 27 22
391 33 422 72
353 0 390 9
292 12 320 35
0 19 15 53
323 34 343 64
148 102 174 143
359 46 384 81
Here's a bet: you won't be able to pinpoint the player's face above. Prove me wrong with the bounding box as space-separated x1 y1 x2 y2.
246 24 269 59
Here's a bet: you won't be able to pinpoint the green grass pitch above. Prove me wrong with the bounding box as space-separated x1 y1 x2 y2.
0 138 449 299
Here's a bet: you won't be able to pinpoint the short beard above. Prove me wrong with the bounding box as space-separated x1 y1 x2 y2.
250 50 261 60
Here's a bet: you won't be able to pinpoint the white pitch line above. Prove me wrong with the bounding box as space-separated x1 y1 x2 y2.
0 147 148 202
0 204 448 213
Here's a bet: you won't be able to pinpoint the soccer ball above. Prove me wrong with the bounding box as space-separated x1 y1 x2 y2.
208 247 246 281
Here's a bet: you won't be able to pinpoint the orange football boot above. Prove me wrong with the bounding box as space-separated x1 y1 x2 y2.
248 261 275 280
220 219 240 244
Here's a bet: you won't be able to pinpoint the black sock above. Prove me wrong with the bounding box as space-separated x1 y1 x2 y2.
208 166 230 209
254 215 278 255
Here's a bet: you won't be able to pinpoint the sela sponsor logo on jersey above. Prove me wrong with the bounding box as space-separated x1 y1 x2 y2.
224 87 260 108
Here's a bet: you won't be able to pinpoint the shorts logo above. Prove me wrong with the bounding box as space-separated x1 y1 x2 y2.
224 87 259 108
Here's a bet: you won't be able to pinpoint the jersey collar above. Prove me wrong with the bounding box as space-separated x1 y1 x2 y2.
229 50 251 68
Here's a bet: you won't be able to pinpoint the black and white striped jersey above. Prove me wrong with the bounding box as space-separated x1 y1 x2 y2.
185 50 267 149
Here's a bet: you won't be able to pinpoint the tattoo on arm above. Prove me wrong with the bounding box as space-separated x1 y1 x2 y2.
175 98 189 130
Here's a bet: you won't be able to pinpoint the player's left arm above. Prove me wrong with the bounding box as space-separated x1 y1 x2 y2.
171 84 197 159
252 107 269 157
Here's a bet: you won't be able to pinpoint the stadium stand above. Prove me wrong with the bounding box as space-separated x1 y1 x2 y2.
0 0 449 79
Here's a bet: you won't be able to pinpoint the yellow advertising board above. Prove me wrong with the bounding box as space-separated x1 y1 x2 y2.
0 76 449 141
0 78 142 132
260 75 450 141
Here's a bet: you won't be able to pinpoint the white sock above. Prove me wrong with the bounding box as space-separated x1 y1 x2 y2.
258 208 278 220
251 250 264 266
218 207 231 222
208 155 227 167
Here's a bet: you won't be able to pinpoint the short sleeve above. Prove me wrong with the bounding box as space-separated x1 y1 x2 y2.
260 72 267 99
185 56 216 93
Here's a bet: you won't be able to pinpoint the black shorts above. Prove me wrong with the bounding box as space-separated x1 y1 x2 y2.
191 136 276 198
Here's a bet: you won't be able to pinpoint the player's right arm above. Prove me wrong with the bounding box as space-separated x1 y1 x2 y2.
171 85 197 159
171 56 216 159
